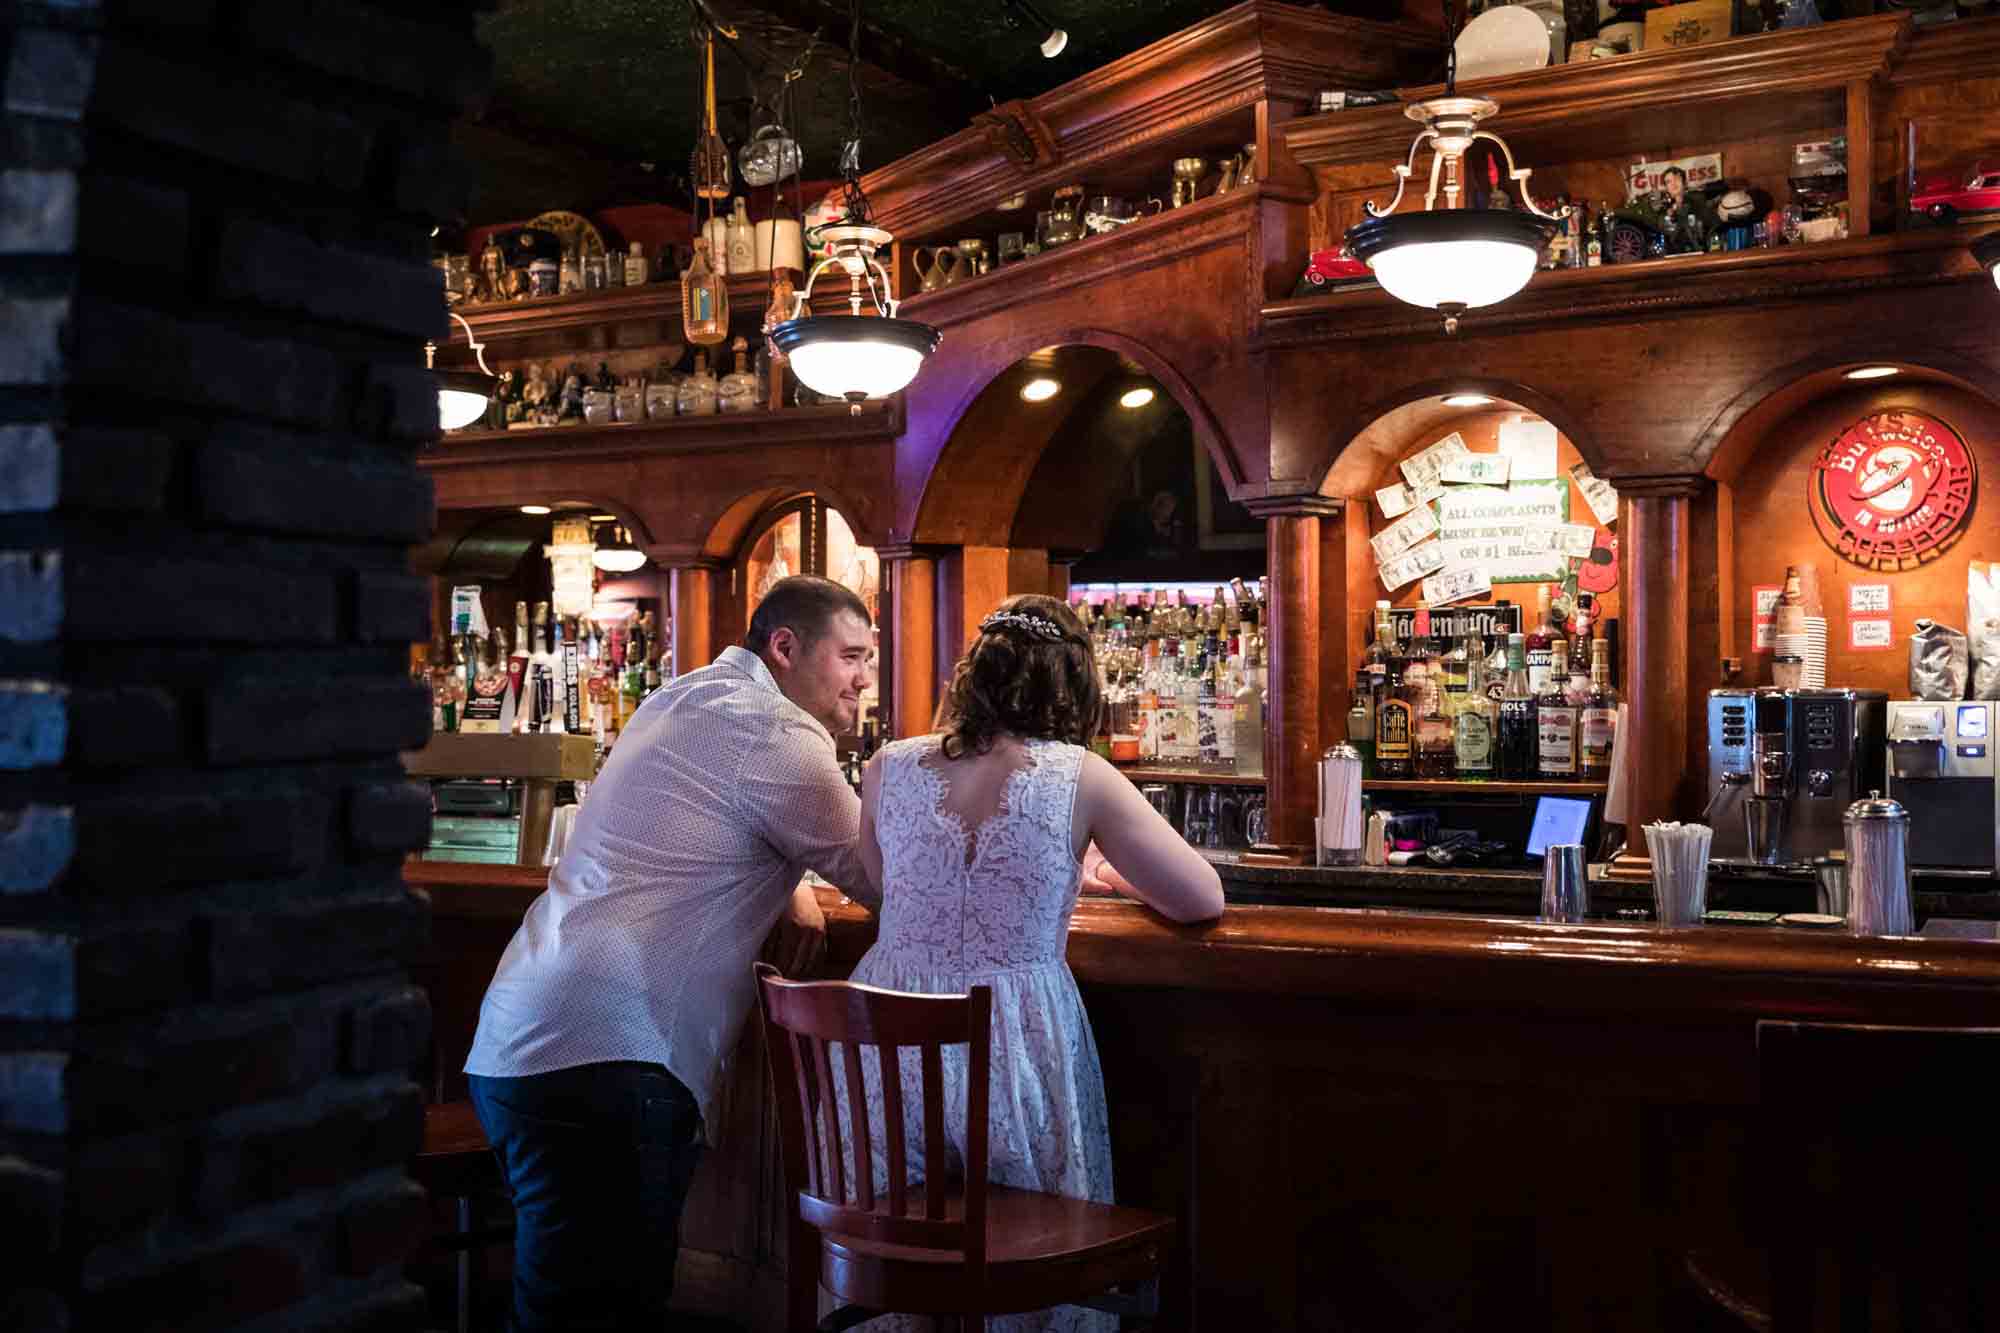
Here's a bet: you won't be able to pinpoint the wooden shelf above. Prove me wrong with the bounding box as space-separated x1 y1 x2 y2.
1115 763 1268 787
1364 779 1608 796
422 399 904 469
447 271 786 345
1278 15 1913 173
1256 225 1998 345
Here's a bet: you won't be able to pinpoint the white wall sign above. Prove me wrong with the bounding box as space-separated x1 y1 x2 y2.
1849 584 1892 615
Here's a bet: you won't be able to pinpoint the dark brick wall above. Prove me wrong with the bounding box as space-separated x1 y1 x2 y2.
2 2 488 1328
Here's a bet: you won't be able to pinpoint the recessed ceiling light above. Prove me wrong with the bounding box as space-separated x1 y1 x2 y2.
1845 366 1899 380
589 514 618 522
520 505 552 515
1119 387 1156 409
1441 393 1495 407
1020 377 1061 402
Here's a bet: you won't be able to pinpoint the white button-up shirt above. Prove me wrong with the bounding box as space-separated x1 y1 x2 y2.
464 646 870 1126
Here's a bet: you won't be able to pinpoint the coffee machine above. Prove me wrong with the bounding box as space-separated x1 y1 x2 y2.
1705 688 1887 868
1884 700 1998 875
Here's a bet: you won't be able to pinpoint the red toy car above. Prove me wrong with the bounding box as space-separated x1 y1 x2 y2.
1300 245 1372 289
1911 161 2000 221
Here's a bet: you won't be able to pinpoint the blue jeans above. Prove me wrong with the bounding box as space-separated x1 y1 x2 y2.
468 1062 705 1332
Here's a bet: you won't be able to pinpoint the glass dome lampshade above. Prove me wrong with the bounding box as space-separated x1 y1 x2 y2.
1344 96 1567 333
768 223 941 410
429 311 497 430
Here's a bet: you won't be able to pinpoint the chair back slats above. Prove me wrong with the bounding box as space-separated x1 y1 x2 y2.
962 987 992 1272
786 1028 823 1198
810 1031 846 1206
878 1041 907 1219
754 963 993 1263
920 1041 948 1221
840 1036 873 1211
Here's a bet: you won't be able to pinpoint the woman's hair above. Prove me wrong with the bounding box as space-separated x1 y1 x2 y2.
936 594 1103 758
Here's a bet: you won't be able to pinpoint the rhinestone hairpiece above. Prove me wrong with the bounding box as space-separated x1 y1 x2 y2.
979 610 1071 643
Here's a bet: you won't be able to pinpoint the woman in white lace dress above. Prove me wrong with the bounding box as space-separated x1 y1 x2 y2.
844 594 1224 1332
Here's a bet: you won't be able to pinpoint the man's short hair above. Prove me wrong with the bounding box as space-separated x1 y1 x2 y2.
1662 166 1687 182
745 575 872 655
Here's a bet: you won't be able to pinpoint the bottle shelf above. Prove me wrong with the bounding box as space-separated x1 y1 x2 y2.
1114 763 1267 788
446 271 790 345
1364 779 1608 797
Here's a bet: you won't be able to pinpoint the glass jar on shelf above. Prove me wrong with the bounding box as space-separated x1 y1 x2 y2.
677 353 720 416
718 335 759 414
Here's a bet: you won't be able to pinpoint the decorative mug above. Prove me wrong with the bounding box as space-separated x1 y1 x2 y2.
1171 157 1206 208
1083 195 1163 233
1045 185 1086 245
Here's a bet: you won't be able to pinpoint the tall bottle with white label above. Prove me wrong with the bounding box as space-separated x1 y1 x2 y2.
1453 633 1496 779
1579 639 1619 780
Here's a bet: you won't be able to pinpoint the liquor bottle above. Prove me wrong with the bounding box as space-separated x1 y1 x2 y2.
1177 638 1203 764
1411 604 1454 778
677 352 720 416
1525 584 1556 697
1233 636 1264 778
643 612 663 694
1454 633 1497 779
1346 668 1376 778
1363 600 1395 673
1212 654 1236 767
625 613 648 715
1136 640 1160 761
432 638 464 732
682 238 729 345
1586 203 1604 266
1195 635 1221 764
1579 639 1619 780
719 335 759 414
1375 661 1415 779
624 241 648 287
1497 633 1536 780
1568 594 1593 676
726 197 756 274
1537 638 1579 780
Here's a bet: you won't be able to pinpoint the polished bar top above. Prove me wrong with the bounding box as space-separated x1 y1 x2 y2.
410 858 2000 1027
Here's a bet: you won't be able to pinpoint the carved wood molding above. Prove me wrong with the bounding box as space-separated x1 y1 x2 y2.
1610 474 1709 498
971 99 1060 171
1888 14 2000 84
420 400 905 470
899 187 1259 330
1279 13 1914 170
1242 493 1344 519
873 542 952 563
856 1 1433 242
1255 228 1994 348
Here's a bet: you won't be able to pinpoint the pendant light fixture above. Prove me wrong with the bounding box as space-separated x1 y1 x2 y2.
429 311 496 432
1974 231 2000 291
767 0 940 412
592 524 648 574
1344 0 1567 333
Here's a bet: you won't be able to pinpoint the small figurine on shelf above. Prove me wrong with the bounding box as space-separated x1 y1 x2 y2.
475 236 505 303
559 246 582 295
486 368 516 431
518 362 551 428
1656 166 1716 254
557 364 586 422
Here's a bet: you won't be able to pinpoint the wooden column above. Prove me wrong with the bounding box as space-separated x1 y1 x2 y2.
879 545 942 741
1250 496 1342 852
669 561 722 676
1608 477 1701 876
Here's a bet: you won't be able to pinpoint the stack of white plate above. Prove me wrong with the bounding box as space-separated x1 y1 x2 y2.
1803 616 1828 687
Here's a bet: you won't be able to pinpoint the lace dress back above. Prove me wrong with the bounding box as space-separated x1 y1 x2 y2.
840 734 1114 1333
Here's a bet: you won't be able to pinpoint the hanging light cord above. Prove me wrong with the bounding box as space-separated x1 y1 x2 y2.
839 0 871 223
1442 0 1457 97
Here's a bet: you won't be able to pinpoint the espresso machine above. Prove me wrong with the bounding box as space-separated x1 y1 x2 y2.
1705 688 1887 868
1884 700 1999 875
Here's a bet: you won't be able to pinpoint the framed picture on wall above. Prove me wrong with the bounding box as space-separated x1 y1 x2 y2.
1194 439 1264 552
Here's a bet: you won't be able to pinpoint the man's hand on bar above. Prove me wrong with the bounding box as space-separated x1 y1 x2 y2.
769 881 827 977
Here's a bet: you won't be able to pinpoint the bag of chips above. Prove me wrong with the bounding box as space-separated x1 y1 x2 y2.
1970 562 2000 701
1909 619 1969 701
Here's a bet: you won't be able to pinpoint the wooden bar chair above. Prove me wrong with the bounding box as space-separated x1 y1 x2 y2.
410 1100 511 1333
754 962 1176 1332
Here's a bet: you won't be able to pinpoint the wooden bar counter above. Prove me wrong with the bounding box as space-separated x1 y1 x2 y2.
416 858 2000 1330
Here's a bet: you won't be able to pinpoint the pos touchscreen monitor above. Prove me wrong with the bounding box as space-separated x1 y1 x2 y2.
1526 795 1595 859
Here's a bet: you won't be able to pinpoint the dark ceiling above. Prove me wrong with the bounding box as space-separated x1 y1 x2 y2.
462 0 1413 222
